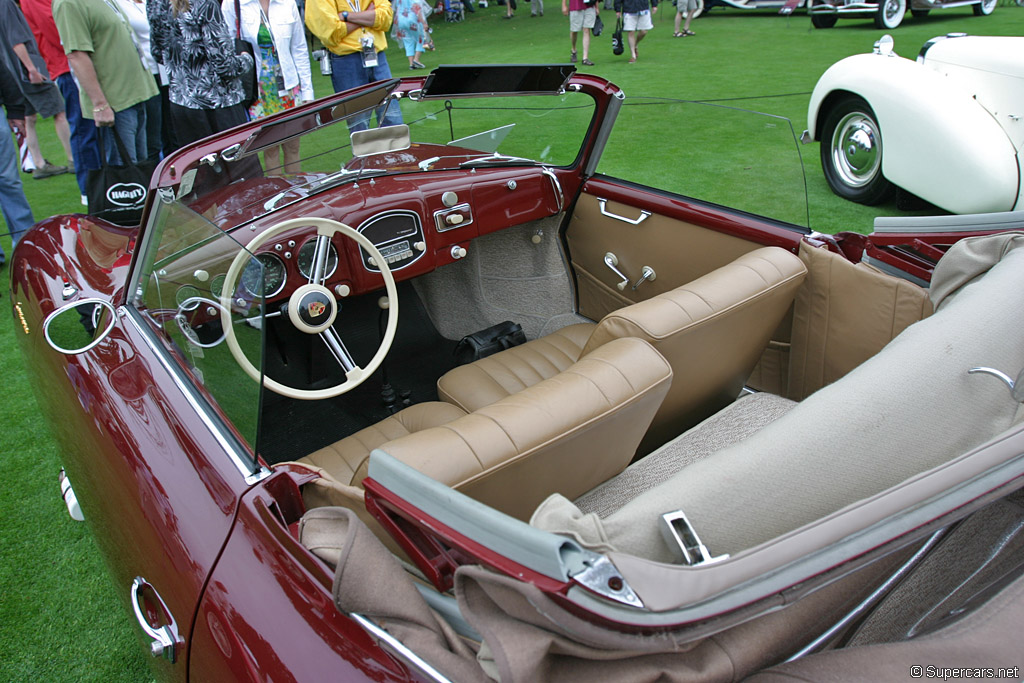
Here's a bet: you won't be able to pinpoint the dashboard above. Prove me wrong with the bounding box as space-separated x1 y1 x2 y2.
212 165 566 307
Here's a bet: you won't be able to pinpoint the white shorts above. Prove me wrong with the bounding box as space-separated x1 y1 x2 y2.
569 6 597 30
623 10 653 30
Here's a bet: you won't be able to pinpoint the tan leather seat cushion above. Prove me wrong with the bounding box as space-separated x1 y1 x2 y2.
382 337 672 520
437 322 595 413
299 401 467 486
583 246 806 448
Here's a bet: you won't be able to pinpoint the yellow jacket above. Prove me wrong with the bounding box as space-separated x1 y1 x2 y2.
305 0 393 55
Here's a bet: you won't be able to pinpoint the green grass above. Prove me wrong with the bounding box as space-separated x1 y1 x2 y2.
3 8 1023 680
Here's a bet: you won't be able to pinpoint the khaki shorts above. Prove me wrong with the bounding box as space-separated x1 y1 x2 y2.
622 10 653 30
569 6 597 30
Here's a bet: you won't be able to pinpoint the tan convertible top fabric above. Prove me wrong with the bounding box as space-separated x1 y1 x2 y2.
533 236 1024 562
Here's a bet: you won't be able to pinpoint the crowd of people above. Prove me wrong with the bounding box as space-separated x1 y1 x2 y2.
0 0 698 265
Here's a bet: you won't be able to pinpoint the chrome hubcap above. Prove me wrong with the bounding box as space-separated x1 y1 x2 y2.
831 112 881 188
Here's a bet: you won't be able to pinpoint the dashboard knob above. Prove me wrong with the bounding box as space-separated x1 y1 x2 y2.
445 214 464 226
451 246 467 260
335 284 351 297
413 241 426 252
368 256 377 267
378 296 390 310
193 269 209 282
442 191 458 207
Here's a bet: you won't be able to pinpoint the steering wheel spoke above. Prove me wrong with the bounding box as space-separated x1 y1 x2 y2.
309 234 333 284
319 326 358 373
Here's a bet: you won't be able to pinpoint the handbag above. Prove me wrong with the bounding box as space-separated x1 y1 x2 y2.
453 321 527 365
233 0 258 109
85 127 157 227
592 13 604 36
611 17 624 55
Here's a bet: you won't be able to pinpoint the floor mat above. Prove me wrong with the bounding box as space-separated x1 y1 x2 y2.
258 282 459 464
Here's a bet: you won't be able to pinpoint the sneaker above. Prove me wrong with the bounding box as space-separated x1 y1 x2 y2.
411 61 426 69
32 160 68 180
570 50 577 63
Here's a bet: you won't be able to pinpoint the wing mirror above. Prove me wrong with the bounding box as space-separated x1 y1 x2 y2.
43 298 116 355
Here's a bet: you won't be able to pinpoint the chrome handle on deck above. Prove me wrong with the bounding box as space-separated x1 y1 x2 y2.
131 577 182 663
603 252 630 291
968 366 1024 403
598 198 651 225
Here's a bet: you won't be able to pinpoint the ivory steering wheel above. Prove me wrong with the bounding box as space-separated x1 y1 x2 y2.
221 216 398 400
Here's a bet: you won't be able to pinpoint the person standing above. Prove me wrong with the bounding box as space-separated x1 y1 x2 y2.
0 0 74 179
21 0 100 195
53 0 159 164
114 0 168 161
614 0 655 63
0 59 35 267
223 0 314 173
562 0 597 66
673 0 696 36
149 0 253 149
305 0 402 131
391 0 432 70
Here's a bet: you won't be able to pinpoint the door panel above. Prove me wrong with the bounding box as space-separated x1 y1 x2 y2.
566 183 803 322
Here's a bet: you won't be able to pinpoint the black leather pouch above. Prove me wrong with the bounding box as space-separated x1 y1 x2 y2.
454 321 527 365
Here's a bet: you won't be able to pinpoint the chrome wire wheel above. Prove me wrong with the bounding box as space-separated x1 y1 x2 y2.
874 0 905 28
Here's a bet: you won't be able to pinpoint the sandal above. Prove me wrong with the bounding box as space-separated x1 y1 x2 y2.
570 50 577 63
582 58 594 66
673 31 685 37
684 29 695 35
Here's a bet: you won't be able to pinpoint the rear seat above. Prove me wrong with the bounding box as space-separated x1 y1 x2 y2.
532 234 1024 563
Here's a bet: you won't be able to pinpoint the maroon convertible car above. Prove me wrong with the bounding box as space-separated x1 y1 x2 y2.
11 65 1024 681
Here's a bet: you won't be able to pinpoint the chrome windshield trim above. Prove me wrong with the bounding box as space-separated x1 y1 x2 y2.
122 306 271 485
350 613 453 683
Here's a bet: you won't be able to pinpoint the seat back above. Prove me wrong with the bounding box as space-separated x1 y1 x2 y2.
582 246 807 451
376 337 672 520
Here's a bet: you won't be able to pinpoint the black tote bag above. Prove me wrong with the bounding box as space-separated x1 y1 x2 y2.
85 127 156 227
611 17 624 55
234 0 258 109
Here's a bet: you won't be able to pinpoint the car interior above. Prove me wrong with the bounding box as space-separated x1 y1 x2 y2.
129 70 1024 679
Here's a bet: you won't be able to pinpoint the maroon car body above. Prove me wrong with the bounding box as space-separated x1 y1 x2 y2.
10 67 1024 682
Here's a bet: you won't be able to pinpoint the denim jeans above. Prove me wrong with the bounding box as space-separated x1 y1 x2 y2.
0 107 36 260
328 50 404 132
102 102 148 165
143 93 163 162
57 72 100 195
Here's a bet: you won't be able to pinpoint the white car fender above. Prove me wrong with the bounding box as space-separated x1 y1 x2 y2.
808 53 1019 215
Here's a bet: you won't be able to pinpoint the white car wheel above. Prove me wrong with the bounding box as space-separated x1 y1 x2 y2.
874 0 905 28
820 95 896 205
973 0 995 15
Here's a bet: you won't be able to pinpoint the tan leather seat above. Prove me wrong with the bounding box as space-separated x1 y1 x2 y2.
297 337 672 520
438 246 807 451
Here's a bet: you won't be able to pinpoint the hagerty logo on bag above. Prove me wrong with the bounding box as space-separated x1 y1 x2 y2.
106 182 147 207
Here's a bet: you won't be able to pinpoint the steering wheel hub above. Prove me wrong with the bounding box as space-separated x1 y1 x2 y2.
289 284 338 334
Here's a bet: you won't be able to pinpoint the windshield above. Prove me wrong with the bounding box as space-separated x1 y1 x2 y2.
173 87 596 230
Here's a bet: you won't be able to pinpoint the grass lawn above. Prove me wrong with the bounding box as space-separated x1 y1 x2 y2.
2 7 1021 680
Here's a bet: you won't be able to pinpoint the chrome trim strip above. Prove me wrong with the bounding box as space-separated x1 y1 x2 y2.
785 528 947 661
542 167 564 212
122 307 271 484
350 613 453 683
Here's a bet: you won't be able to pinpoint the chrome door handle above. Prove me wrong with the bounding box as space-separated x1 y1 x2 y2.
131 577 182 663
597 198 651 225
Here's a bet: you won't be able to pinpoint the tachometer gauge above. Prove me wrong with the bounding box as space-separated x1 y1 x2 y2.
175 285 201 310
210 273 226 299
240 253 286 298
297 239 339 280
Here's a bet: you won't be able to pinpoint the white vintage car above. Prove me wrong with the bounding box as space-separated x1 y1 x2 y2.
807 0 996 29
804 34 1023 215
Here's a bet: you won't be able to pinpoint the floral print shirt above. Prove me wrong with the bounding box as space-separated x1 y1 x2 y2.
149 0 253 108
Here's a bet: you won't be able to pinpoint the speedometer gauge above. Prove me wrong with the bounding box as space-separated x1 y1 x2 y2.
240 253 287 298
297 239 339 280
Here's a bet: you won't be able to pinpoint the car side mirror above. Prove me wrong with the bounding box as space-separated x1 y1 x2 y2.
43 298 117 355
